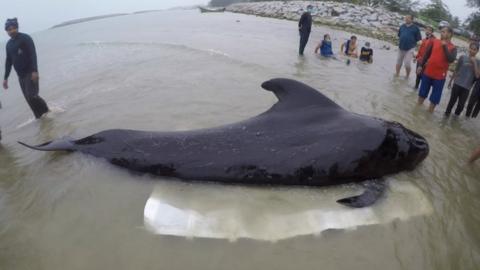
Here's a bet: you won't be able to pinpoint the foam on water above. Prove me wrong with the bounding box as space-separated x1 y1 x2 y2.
15 104 65 129
15 117 36 129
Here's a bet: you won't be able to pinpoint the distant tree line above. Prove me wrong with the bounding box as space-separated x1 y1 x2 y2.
467 0 480 35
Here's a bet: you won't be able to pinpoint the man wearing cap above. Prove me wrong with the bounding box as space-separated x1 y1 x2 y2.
298 5 313 55
3 18 49 119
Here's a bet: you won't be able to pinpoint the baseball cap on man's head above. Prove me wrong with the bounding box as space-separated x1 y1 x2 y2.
5 18 18 31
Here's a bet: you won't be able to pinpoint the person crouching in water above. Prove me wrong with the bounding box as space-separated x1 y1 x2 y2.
340 36 358 58
445 42 480 116
415 26 436 89
3 18 49 119
417 26 457 113
315 34 334 57
359 42 373 63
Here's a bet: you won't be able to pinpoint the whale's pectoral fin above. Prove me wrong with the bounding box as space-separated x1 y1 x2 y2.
18 137 76 152
336 179 386 208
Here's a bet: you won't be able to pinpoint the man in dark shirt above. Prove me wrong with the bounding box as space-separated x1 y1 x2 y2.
395 15 422 78
3 18 49 119
298 5 313 55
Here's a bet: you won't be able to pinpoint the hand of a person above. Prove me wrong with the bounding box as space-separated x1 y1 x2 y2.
31 72 39 82
416 67 423 75
2 80 7 90
471 56 477 64
441 40 447 45
448 81 453 89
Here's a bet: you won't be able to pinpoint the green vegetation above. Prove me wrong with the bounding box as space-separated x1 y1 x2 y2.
418 0 461 28
467 0 480 36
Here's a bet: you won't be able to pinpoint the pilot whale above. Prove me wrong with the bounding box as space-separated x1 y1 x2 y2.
20 78 429 208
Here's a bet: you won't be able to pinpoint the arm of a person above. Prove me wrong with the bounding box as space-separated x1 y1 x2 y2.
469 146 480 163
352 46 358 58
298 13 305 30
4 48 12 80
416 41 426 60
473 59 480 78
25 35 38 72
449 56 462 85
442 45 457 63
314 42 321 54
340 43 345 54
416 28 422 43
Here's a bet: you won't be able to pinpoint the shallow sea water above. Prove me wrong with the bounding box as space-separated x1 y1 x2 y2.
0 10 479 270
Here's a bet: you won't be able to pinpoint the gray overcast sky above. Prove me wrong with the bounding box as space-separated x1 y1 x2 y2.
442 0 476 20
0 0 208 34
0 0 476 34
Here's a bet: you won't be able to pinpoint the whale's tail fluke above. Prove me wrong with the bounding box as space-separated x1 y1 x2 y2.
336 179 386 208
18 138 76 152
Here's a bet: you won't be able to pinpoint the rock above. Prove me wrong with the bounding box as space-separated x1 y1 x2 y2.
226 1 414 44
367 14 378 22
331 8 341 17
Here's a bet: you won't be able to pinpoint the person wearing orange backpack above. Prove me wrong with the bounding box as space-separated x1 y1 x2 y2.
414 26 436 90
416 26 457 113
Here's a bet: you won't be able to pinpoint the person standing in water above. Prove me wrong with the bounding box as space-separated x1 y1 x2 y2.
445 43 480 116
359 42 373 63
3 18 49 119
415 26 436 89
465 80 480 118
298 5 313 56
340 36 358 58
417 26 457 113
396 15 422 78
314 34 334 57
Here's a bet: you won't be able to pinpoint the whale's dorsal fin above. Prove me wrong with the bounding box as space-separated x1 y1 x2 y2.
261 78 342 110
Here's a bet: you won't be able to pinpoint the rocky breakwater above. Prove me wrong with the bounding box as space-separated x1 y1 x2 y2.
227 1 428 44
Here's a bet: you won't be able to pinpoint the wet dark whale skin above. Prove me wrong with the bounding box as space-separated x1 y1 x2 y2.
20 78 429 187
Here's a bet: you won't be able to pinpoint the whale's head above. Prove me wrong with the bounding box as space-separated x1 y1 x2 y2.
372 122 429 174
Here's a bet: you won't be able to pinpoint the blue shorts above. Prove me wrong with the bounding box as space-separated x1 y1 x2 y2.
419 75 446 105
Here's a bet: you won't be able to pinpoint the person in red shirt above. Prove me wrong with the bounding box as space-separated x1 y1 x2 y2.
414 26 435 89
417 27 457 113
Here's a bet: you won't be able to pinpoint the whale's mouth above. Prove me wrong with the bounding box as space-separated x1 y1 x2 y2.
404 129 429 170
380 122 429 172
